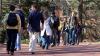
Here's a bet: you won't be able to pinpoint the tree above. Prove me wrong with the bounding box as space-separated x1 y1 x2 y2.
78 0 83 21
0 0 2 18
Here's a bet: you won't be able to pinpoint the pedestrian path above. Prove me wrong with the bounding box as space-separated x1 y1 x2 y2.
0 43 100 56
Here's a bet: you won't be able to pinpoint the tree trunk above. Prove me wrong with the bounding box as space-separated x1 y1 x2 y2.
78 0 83 42
78 0 83 21
0 0 2 18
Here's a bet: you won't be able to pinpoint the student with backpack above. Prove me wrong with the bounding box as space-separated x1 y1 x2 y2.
2 5 21 55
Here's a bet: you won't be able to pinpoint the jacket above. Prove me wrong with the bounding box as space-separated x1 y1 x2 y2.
2 12 21 32
28 10 44 32
41 17 53 36
16 10 25 28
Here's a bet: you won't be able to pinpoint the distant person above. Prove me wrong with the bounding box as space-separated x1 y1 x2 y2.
15 4 25 51
41 10 53 50
68 11 78 45
51 12 60 47
2 5 21 55
28 3 44 54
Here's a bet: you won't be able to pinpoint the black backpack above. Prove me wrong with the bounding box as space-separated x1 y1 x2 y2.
7 13 18 26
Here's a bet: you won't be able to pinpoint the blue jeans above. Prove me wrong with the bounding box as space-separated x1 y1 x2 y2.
41 36 51 49
15 33 21 50
37 33 41 44
68 28 76 45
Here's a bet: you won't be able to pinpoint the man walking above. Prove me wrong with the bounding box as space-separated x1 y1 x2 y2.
15 4 25 51
28 3 44 54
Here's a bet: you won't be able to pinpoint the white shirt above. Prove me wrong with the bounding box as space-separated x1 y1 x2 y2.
41 17 54 36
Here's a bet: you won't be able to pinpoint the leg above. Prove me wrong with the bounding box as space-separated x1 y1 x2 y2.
45 36 51 49
10 29 18 55
15 33 21 50
68 29 72 45
29 32 39 54
57 30 60 46
51 29 56 47
6 29 12 53
72 29 76 45
29 31 34 52
41 36 46 49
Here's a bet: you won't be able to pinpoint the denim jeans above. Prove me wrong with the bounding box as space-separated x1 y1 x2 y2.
51 29 58 46
68 28 76 45
41 36 51 49
15 33 21 50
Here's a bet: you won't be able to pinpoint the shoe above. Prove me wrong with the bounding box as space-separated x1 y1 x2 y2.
71 43 75 45
11 52 14 55
14 48 16 51
16 48 21 51
7 51 10 54
46 47 49 50
51 44 55 47
31 52 35 54
42 45 45 49
57 43 60 46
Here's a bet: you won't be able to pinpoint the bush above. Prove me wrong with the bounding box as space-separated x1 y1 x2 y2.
0 30 6 43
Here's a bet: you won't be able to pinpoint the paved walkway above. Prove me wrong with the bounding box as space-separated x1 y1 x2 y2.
0 43 100 56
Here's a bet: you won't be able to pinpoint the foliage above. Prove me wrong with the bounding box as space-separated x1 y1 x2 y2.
0 30 6 43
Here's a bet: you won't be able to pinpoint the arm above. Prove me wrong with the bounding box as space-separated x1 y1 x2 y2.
2 14 9 30
16 14 21 32
40 13 44 24
27 13 32 25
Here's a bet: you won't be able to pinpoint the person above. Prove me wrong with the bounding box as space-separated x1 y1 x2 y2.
51 12 60 47
41 11 53 49
58 16 67 45
15 4 25 51
2 5 21 55
28 3 44 54
68 11 78 45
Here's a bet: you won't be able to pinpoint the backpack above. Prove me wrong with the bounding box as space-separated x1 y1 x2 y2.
7 13 18 26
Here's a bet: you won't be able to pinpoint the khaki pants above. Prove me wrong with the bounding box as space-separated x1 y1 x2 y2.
29 31 39 52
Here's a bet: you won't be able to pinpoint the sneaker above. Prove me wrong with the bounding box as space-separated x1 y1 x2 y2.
42 45 45 49
51 44 55 47
14 48 17 51
16 48 21 51
11 52 14 55
7 51 10 54
31 52 35 54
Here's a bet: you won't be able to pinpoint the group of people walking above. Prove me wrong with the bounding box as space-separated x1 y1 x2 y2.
2 2 82 55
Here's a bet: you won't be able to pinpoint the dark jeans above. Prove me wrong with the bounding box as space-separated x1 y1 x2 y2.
68 28 76 45
7 29 18 53
51 29 59 46
58 30 61 45
41 36 51 49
